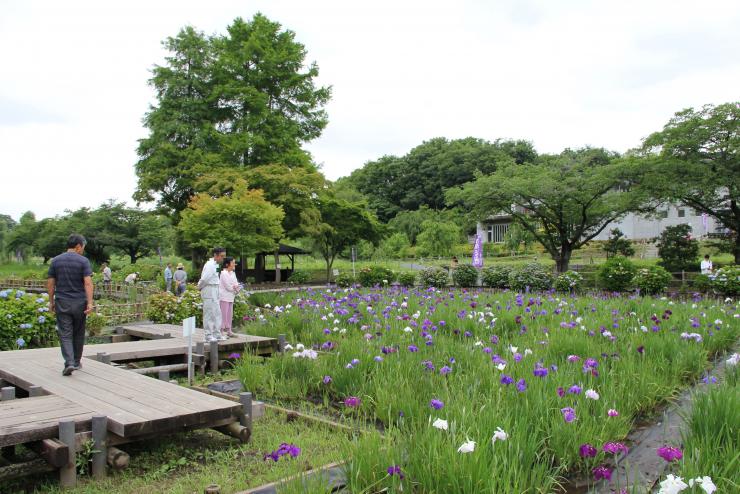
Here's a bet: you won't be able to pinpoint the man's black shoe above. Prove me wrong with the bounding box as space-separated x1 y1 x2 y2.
62 366 74 376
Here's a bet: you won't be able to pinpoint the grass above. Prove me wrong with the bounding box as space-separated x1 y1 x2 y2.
232 286 738 492
3 408 349 494
676 363 739 491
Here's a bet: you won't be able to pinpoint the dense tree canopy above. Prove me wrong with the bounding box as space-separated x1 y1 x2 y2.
641 102 739 262
135 14 331 218
309 198 383 281
340 137 534 222
178 186 284 256
448 148 648 272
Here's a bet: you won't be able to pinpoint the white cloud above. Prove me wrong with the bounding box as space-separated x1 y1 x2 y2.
1 0 738 220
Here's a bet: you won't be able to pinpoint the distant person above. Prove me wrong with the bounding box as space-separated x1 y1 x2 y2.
47 234 94 376
101 262 112 292
173 263 187 296
450 256 459 270
124 272 138 284
164 263 173 292
701 254 713 275
219 257 241 338
198 247 226 342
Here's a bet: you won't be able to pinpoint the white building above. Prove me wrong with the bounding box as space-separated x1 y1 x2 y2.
476 204 723 244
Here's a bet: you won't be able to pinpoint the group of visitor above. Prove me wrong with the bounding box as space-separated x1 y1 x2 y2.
163 262 188 295
197 247 241 342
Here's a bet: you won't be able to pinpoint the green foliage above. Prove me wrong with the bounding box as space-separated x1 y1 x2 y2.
135 15 331 217
417 267 449 288
603 228 635 259
709 265 740 296
376 232 411 259
178 186 284 256
345 137 535 222
357 266 396 287
503 223 535 254
116 262 162 283
632 265 672 295
657 224 700 272
508 262 553 291
287 270 311 285
679 370 740 491
4 211 36 261
451 264 478 287
449 147 649 272
416 220 461 257
309 198 383 282
642 102 740 264
93 202 172 264
597 256 637 291
691 274 712 292
0 289 56 350
85 312 108 337
553 270 584 292
335 272 356 288
481 265 513 288
397 271 416 287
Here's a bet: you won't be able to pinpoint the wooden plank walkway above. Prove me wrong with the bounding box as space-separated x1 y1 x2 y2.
0 323 273 449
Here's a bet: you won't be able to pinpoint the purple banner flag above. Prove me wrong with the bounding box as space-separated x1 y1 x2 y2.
472 234 484 268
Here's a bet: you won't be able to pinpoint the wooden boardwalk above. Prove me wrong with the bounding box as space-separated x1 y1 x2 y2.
0 324 275 457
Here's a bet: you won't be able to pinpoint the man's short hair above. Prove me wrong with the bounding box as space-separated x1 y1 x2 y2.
213 247 226 256
67 234 87 249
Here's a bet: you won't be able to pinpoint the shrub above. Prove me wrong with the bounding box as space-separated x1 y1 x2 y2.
508 263 553 292
357 266 396 287
85 312 108 336
397 271 416 287
481 265 513 288
691 274 712 292
452 265 479 287
0 289 57 350
553 270 584 292
116 263 162 283
145 291 181 324
603 228 635 258
417 267 449 288
633 265 672 295
287 270 311 285
709 265 740 296
232 290 257 326
597 257 637 291
657 224 699 273
335 272 356 288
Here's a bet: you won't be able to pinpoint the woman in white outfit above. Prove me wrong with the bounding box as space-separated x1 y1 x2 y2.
219 257 241 337
198 247 226 342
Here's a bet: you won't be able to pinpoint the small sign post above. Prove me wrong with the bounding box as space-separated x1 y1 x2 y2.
183 316 196 385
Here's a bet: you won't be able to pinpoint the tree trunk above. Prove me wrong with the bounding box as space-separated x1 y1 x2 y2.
274 249 281 283
554 247 572 273
734 233 740 265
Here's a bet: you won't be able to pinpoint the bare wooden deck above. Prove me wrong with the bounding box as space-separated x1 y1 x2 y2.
0 324 274 450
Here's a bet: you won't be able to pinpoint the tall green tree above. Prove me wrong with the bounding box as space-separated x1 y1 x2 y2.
448 148 648 272
345 137 534 222
135 14 331 219
0 214 16 262
641 103 739 263
309 198 383 282
416 220 462 258
5 211 37 261
94 202 172 264
178 186 284 257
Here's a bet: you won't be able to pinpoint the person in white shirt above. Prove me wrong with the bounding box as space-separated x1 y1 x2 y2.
198 247 226 342
700 254 713 275
219 257 241 337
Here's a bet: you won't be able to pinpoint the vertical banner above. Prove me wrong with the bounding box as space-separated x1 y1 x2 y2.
472 234 484 268
183 316 196 385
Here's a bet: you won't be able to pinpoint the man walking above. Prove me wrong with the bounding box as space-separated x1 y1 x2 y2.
173 263 187 296
198 247 226 342
164 262 173 292
101 262 112 294
47 234 94 376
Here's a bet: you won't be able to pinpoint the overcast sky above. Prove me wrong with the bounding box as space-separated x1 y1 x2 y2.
1 0 738 221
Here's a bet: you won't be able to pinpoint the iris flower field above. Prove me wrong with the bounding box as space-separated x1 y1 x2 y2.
238 287 738 493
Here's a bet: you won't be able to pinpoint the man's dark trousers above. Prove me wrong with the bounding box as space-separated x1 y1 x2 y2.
55 298 87 368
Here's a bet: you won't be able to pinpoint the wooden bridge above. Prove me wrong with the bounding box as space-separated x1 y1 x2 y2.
0 324 277 487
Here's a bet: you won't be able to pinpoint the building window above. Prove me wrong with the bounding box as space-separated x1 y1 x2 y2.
659 210 668 219
677 209 685 217
486 223 509 243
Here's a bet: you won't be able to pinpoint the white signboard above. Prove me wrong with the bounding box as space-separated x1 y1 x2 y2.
183 316 196 384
